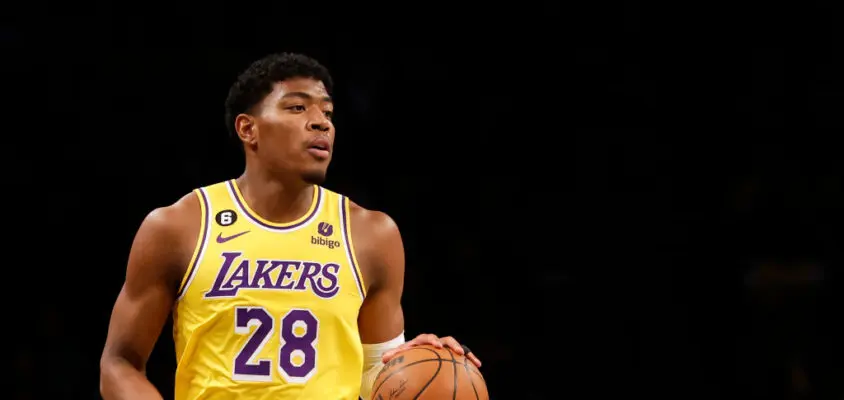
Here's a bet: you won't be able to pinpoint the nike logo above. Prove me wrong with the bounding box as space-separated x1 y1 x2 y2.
216 230 250 244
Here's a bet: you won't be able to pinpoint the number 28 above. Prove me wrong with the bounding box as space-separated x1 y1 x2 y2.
233 307 319 383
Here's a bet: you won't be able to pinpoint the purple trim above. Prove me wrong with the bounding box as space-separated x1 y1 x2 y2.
227 180 322 231
341 196 366 298
177 189 210 298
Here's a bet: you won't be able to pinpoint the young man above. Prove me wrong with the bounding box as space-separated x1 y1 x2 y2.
99 52 480 400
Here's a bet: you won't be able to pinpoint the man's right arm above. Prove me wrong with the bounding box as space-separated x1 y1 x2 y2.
100 194 198 400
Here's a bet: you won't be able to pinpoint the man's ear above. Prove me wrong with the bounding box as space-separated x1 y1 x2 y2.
235 114 257 145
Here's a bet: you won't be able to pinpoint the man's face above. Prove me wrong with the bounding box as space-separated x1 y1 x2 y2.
241 77 335 183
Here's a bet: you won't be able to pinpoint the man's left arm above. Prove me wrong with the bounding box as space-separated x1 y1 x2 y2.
351 207 480 399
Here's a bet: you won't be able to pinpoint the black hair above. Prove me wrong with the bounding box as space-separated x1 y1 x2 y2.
224 52 333 138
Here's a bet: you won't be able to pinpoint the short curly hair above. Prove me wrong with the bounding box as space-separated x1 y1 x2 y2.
224 52 334 138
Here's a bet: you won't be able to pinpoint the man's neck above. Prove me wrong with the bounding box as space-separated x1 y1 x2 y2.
235 166 314 224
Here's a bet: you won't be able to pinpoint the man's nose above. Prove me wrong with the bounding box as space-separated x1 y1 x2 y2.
308 113 331 132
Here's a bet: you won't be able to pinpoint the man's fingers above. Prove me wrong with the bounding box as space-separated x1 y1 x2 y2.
440 336 463 354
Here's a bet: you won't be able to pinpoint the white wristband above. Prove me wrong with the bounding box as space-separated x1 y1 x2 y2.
360 332 406 399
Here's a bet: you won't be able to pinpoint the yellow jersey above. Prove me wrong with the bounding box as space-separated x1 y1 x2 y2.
173 179 367 400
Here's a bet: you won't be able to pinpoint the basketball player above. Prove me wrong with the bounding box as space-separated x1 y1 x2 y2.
99 53 481 400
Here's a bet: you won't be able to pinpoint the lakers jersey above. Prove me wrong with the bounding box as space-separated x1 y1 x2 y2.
173 180 367 400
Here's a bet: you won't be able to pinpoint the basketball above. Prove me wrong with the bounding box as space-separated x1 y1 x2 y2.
371 345 489 400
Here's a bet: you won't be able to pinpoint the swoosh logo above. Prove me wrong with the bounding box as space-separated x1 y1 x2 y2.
216 230 250 244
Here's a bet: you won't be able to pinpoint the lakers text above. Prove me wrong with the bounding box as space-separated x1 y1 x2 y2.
204 251 340 299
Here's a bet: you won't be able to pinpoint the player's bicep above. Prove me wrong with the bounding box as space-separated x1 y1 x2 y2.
357 211 405 344
104 283 173 369
102 208 182 369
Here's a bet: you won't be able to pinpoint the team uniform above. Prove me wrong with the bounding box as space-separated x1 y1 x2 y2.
172 179 367 400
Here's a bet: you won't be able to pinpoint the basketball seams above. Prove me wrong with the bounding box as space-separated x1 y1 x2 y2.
372 347 486 400
410 348 442 399
413 357 442 400
448 348 458 400
462 357 480 400
372 347 443 396
466 361 485 380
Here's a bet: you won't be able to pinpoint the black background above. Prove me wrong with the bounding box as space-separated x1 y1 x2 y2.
5 2 844 399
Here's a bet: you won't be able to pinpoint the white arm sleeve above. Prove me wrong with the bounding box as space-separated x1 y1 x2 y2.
359 332 405 400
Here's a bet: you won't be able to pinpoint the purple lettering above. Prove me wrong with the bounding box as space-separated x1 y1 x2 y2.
314 263 340 298
295 262 322 291
279 309 319 380
204 252 341 299
250 260 277 289
205 252 243 298
233 307 273 379
223 261 250 289
273 261 301 290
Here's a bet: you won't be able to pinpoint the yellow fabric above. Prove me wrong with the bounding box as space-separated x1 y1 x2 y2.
172 180 366 400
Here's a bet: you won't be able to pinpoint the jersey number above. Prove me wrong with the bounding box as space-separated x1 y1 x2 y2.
233 307 319 383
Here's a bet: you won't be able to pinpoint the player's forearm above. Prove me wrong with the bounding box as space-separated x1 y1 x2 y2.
100 357 164 400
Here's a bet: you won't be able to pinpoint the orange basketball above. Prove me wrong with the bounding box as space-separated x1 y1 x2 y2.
371 345 489 400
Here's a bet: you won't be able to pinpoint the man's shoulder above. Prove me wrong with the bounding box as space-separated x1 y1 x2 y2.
140 190 202 241
149 179 232 229
322 187 399 236
347 200 399 239
346 199 404 290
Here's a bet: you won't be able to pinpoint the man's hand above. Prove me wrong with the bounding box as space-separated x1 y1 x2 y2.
381 333 482 368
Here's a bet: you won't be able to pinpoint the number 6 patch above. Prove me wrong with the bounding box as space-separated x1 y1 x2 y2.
216 210 238 227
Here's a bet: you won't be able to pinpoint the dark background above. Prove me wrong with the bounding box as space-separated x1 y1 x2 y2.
5 3 844 399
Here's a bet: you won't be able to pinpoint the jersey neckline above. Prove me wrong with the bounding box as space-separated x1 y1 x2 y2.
226 179 323 232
